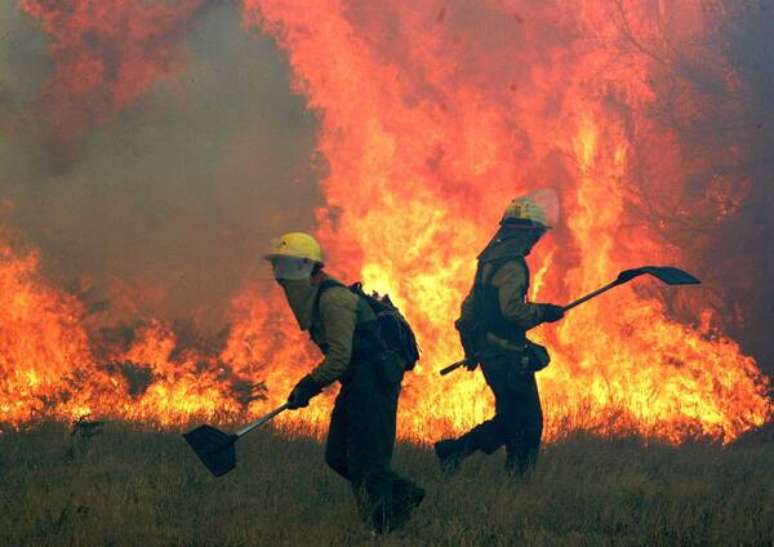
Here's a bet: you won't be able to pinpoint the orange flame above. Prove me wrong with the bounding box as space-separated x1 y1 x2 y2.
1 2 771 444
238 0 771 442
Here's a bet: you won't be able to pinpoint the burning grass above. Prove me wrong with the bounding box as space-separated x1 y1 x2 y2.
5 0 774 446
1 421 772 546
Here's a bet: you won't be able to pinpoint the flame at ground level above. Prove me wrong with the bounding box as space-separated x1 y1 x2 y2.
0 216 770 443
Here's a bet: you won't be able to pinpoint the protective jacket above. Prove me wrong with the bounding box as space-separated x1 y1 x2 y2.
306 276 378 386
457 230 549 353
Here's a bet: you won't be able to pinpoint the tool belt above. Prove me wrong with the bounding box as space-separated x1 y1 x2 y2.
484 333 550 374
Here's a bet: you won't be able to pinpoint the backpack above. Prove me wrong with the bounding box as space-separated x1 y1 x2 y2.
318 279 420 371
349 282 420 370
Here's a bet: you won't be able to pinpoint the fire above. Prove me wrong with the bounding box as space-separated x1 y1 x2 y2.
2 1 771 443
239 0 772 442
0 217 250 426
0 218 91 424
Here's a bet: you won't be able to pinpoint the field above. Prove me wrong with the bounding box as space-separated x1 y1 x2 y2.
1 422 772 546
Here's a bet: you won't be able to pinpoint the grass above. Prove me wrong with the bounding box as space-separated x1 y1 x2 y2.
0 422 772 546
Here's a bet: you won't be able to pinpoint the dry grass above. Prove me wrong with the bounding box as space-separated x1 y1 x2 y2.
1 421 772 546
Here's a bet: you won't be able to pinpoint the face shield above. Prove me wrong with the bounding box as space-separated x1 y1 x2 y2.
266 255 316 280
502 188 561 229
523 188 560 228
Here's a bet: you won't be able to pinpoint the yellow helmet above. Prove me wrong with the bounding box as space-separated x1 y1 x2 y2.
501 189 559 228
265 232 324 264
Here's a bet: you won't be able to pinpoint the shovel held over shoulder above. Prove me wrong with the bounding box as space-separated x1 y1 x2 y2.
183 403 289 477
439 266 700 376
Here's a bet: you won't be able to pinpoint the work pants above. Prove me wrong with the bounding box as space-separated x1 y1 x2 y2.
457 354 543 475
324 352 419 531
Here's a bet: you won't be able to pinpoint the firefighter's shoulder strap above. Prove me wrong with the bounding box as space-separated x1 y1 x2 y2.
315 278 420 370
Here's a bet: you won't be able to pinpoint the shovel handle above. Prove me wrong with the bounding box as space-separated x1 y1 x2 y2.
439 358 468 376
562 280 621 312
440 281 622 376
442 267 696 376
235 403 289 437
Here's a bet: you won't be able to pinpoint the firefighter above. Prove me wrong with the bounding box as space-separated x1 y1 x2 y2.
434 191 565 476
265 232 424 534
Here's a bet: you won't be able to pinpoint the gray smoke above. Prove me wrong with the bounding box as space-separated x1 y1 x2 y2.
0 3 321 332
628 2 774 376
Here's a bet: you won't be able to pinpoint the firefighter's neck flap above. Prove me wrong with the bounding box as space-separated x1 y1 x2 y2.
278 277 318 330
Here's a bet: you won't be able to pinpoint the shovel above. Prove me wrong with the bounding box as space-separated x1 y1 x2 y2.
439 265 700 375
183 403 289 477
562 266 700 311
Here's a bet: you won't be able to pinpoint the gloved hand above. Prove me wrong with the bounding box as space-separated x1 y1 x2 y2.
455 320 476 356
465 359 479 372
287 375 323 409
539 304 565 323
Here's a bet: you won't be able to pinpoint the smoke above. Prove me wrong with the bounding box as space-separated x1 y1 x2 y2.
617 2 774 375
709 3 774 376
0 2 321 332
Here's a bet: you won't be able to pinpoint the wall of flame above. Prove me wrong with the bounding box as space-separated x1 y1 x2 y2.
2 0 771 443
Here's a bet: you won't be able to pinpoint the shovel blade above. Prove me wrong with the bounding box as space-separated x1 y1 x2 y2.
183 425 238 477
641 266 700 285
617 266 700 286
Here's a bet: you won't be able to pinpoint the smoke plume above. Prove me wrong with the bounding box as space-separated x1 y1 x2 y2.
0 2 320 332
